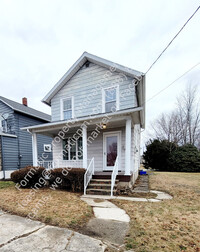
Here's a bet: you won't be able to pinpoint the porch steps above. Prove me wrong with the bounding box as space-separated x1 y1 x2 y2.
86 178 119 195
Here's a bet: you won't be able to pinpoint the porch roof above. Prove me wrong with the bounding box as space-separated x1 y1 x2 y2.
21 106 143 136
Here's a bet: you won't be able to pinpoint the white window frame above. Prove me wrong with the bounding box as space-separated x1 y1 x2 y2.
102 85 119 113
103 131 121 171
44 144 52 152
63 137 83 161
60 97 74 120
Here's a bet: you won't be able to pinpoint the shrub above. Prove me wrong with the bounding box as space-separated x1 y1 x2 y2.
170 144 200 172
143 140 200 172
143 139 176 171
11 166 45 188
49 168 86 192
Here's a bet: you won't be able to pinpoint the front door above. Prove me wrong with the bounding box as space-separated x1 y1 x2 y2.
103 132 120 171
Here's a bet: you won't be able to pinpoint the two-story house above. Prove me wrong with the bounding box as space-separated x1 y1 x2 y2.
0 96 52 179
22 52 145 195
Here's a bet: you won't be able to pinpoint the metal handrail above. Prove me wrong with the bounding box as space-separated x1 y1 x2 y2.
111 156 118 197
84 157 94 195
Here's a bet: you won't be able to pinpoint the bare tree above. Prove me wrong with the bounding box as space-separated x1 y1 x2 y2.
151 84 200 148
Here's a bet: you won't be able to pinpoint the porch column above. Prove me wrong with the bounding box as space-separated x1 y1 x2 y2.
32 132 38 166
125 117 131 175
82 125 88 169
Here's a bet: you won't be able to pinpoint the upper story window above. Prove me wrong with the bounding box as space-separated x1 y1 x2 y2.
103 86 119 113
62 97 74 120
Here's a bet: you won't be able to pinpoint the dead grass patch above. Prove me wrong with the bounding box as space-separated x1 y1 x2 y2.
112 172 200 252
0 186 93 231
119 192 157 199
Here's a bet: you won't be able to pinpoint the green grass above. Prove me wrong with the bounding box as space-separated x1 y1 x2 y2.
0 181 15 189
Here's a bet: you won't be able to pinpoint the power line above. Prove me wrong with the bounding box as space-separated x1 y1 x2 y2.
146 62 200 103
145 6 200 74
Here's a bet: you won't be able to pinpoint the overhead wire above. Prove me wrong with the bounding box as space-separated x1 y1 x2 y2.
145 6 200 74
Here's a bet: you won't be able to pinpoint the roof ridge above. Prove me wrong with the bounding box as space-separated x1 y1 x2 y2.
0 96 51 122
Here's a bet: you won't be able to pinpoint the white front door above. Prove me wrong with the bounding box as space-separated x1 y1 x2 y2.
103 132 121 171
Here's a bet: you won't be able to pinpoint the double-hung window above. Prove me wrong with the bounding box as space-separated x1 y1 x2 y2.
63 137 83 160
103 86 119 113
62 97 73 120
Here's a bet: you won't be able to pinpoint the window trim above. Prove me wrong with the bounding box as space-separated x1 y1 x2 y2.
102 85 119 113
63 137 83 161
60 96 74 120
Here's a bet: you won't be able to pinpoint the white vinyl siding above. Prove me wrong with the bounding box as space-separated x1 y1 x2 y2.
51 63 138 122
131 124 141 173
52 127 126 171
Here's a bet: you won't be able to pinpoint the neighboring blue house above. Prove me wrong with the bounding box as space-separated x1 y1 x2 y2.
0 96 52 179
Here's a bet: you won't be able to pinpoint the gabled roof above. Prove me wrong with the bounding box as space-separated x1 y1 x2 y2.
0 96 51 122
42 52 145 106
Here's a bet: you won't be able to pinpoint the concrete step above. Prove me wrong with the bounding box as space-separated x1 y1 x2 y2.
90 179 119 185
88 183 118 190
86 188 117 195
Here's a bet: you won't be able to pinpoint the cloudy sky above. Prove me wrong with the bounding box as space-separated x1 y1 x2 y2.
0 0 199 144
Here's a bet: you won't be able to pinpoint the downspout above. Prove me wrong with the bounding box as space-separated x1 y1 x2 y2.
17 114 21 169
26 129 34 166
1 136 5 179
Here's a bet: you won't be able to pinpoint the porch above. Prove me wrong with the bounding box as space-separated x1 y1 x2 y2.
22 108 141 195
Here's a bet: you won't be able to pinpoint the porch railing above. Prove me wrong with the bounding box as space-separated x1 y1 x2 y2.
111 156 119 197
38 160 55 169
37 159 91 169
84 157 94 195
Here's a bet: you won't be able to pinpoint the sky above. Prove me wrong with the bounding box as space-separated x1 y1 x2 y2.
0 0 199 145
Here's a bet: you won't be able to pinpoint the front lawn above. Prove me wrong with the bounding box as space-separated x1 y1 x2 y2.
0 184 93 231
113 172 200 252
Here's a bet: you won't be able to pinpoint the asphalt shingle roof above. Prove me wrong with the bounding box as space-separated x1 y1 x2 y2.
0 96 51 122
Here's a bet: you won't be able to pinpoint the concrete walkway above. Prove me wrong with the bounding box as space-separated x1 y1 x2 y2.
0 211 106 252
81 190 173 202
81 197 130 246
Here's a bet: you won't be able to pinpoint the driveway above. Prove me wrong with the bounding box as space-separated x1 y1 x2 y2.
0 210 106 252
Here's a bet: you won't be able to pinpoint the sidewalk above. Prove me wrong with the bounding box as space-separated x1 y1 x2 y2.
81 197 130 246
0 211 106 252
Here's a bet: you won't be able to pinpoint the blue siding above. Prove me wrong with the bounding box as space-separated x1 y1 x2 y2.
0 101 52 172
16 112 52 168
1 136 18 170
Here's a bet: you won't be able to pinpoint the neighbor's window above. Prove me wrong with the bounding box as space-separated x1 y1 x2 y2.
63 137 83 160
63 98 73 120
1 120 8 133
104 87 118 113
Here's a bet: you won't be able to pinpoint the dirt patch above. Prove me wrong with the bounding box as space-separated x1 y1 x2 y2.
93 199 105 203
79 218 129 245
